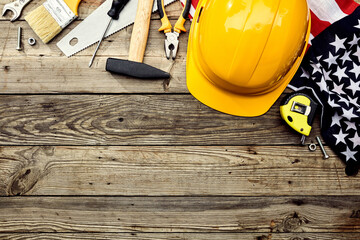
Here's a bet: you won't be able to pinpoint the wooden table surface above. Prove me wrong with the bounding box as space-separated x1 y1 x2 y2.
1 1 360 239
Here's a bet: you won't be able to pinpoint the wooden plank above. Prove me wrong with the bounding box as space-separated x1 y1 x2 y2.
1 196 360 233
1 233 360 240
0 146 351 196
0 20 191 57
0 56 186 93
0 0 183 21
0 21 189 94
0 94 322 145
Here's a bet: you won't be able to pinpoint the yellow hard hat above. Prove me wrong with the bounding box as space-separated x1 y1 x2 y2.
186 0 311 117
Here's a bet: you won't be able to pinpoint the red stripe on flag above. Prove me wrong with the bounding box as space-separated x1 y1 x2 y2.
310 10 332 38
335 0 359 15
192 0 199 8
181 0 199 19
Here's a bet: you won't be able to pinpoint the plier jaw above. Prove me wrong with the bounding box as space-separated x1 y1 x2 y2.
157 0 191 60
165 32 179 60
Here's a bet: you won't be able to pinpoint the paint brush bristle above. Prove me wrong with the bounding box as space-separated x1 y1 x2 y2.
25 5 62 44
25 0 80 44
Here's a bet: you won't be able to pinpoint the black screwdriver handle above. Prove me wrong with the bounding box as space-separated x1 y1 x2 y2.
108 0 130 20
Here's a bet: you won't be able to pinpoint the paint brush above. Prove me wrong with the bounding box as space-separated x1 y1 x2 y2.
25 0 82 43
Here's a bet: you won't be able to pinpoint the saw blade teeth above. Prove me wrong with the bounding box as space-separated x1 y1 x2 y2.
65 24 132 57
57 0 176 57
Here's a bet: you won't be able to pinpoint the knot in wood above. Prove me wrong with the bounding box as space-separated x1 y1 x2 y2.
282 214 303 232
9 168 40 195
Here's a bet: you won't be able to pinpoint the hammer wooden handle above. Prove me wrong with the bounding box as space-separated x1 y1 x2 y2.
128 0 154 63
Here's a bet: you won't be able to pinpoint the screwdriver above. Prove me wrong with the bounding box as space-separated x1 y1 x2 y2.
89 0 130 67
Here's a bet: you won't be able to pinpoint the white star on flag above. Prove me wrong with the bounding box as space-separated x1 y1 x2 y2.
349 132 360 148
333 128 349 145
323 52 339 68
332 82 347 95
344 121 357 131
348 97 360 107
333 66 348 81
349 62 360 79
329 98 341 108
310 62 322 74
346 79 360 95
340 50 352 64
341 147 357 162
316 76 329 93
330 35 347 53
352 46 360 62
331 112 342 127
338 97 350 108
300 68 310 79
348 34 360 48
354 19 360 29
343 107 358 120
322 68 333 81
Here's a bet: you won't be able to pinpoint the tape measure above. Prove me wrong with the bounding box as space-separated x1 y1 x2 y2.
280 92 318 137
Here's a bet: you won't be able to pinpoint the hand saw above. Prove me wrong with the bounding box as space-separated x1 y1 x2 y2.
57 0 176 57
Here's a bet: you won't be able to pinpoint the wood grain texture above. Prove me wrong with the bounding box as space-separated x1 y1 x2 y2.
0 56 185 93
1 0 359 238
0 21 190 94
0 0 183 21
0 20 191 57
0 94 323 145
0 146 351 196
1 196 360 233
1 233 360 240
128 0 155 62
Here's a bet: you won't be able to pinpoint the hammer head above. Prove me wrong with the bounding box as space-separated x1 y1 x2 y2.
106 58 170 79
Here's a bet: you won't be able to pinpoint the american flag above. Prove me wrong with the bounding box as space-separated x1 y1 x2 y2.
184 0 360 175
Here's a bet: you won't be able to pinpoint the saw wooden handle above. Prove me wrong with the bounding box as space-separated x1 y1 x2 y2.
128 0 154 63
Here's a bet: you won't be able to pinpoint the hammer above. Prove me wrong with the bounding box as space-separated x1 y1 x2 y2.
106 0 170 79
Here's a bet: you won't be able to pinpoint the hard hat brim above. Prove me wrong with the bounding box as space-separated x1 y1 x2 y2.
186 13 311 117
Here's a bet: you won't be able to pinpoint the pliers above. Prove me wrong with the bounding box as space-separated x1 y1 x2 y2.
157 0 191 60
2 0 32 21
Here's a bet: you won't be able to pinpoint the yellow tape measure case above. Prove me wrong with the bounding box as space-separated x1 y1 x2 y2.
280 93 318 136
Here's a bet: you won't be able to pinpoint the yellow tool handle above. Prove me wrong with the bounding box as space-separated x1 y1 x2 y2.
128 0 154 63
63 0 82 16
174 0 191 33
157 0 172 33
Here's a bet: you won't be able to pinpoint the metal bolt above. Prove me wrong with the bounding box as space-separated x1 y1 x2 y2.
316 136 329 159
16 27 22 51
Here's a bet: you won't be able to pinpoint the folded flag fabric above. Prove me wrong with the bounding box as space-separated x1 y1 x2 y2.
289 0 360 175
184 0 360 175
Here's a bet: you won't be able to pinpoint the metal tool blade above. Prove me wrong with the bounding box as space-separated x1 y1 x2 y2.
56 0 176 57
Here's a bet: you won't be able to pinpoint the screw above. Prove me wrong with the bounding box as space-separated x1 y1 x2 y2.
301 135 306 145
16 27 22 51
316 136 329 159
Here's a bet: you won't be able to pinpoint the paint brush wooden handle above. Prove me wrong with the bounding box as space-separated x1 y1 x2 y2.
128 0 154 63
